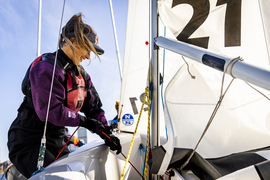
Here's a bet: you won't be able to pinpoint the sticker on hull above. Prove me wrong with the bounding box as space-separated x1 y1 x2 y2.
122 114 134 126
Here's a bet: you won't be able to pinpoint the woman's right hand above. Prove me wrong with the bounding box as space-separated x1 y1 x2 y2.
79 116 105 135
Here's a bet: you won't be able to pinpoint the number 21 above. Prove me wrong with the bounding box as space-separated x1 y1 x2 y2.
172 0 242 48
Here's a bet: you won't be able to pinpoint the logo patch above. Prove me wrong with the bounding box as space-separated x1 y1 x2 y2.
68 111 76 118
122 114 134 126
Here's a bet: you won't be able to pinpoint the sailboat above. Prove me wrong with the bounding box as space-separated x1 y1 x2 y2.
7 0 270 179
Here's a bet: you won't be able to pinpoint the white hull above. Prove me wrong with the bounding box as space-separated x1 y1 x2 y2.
29 132 176 180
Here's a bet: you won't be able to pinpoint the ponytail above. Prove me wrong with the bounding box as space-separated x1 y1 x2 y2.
59 13 100 64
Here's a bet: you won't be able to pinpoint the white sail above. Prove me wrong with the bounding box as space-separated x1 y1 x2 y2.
118 0 150 133
159 0 270 158
119 0 183 136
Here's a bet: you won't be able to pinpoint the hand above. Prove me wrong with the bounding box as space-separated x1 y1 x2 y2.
77 141 85 147
79 116 105 136
104 134 122 155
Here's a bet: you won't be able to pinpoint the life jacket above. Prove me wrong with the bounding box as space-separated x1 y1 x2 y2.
66 71 87 112
26 54 88 113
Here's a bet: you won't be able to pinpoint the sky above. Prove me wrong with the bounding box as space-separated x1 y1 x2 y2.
0 0 128 162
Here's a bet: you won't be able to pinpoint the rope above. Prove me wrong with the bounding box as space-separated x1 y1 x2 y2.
36 0 66 170
54 126 80 161
179 57 242 170
139 144 147 174
181 56 195 79
143 88 150 179
120 152 144 179
120 87 150 180
99 130 144 179
42 0 66 139
161 26 166 109
245 82 270 101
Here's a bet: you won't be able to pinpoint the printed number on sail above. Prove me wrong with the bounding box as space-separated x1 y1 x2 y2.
129 92 148 115
172 0 241 48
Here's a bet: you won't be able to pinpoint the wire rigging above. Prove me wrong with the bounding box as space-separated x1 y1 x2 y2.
179 57 242 170
36 0 66 171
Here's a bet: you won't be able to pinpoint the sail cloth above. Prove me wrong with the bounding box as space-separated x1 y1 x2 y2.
158 0 270 169
118 0 150 133
119 0 183 135
119 0 270 177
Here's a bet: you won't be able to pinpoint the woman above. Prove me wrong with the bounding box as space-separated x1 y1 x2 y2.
7 13 121 178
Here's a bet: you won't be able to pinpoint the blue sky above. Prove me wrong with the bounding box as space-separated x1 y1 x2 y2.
0 0 128 162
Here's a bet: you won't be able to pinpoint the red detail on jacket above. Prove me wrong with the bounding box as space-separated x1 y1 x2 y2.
66 71 87 112
31 55 42 69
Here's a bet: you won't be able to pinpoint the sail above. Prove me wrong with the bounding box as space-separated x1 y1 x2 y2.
159 0 270 159
119 0 183 135
118 0 150 133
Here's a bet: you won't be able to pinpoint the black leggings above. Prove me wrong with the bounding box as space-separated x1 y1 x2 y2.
9 145 68 179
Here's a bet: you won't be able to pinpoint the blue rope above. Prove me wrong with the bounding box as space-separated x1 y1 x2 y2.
161 26 166 109
139 144 147 175
161 26 168 140
31 167 44 177
139 147 144 173
149 84 153 111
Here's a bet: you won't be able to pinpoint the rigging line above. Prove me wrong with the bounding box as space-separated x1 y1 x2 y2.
143 88 150 180
108 0 122 81
161 26 168 140
245 82 270 101
37 0 42 56
120 87 149 180
139 144 147 174
179 57 242 171
181 56 195 79
99 130 144 179
140 147 144 173
37 0 66 170
161 26 166 109
42 0 66 139
54 126 80 161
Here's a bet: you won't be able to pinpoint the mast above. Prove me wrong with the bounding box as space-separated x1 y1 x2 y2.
37 0 42 57
150 0 161 179
108 0 122 81
150 0 159 158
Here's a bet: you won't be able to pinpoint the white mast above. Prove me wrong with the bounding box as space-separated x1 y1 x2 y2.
150 0 160 157
150 0 161 179
37 0 42 57
108 0 122 81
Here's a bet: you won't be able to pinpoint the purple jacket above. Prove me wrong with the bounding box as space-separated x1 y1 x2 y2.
29 52 108 127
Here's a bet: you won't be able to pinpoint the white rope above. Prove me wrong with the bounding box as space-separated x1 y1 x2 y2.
179 57 242 170
181 56 195 79
42 0 66 139
245 82 270 101
37 0 66 170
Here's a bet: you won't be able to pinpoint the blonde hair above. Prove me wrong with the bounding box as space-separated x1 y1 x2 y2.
59 13 100 65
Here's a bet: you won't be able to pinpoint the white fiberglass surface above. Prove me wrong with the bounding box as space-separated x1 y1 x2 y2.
29 132 149 180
